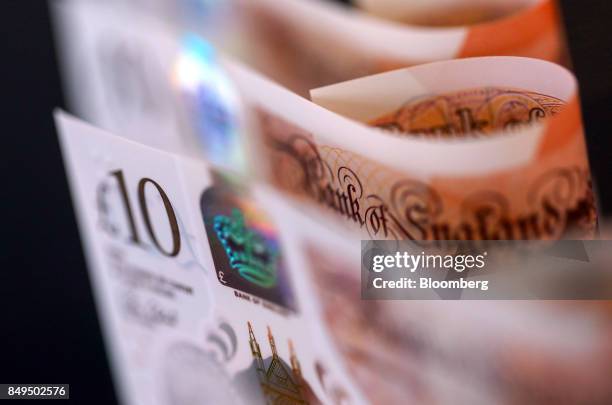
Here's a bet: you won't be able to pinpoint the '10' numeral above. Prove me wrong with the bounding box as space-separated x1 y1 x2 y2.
110 170 181 257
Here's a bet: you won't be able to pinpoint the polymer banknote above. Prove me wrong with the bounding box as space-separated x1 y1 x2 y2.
55 112 365 405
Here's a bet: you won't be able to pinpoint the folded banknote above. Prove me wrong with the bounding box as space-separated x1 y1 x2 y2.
240 0 565 94
226 56 596 240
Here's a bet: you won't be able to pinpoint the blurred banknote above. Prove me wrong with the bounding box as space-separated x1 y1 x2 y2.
239 0 566 94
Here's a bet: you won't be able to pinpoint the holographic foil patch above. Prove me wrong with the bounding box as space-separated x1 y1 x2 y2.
200 177 296 311
174 35 244 169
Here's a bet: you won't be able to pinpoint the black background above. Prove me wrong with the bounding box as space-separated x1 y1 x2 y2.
0 1 610 404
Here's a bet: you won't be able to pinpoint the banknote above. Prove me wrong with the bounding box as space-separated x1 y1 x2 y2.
52 1 250 171
239 0 564 95
369 87 565 138
53 1 594 243
310 250 612 404
55 112 364 405
260 186 612 404
225 56 596 240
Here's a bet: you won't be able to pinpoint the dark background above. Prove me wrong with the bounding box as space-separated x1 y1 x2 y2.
0 1 610 404
1 2 117 405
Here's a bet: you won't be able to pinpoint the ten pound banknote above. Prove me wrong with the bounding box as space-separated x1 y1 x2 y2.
240 0 566 95
55 112 366 405
225 56 597 241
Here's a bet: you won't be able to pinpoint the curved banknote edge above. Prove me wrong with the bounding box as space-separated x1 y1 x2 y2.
225 56 597 240
238 0 563 94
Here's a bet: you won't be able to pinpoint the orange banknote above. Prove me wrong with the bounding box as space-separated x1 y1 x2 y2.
226 56 596 240
239 0 565 95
